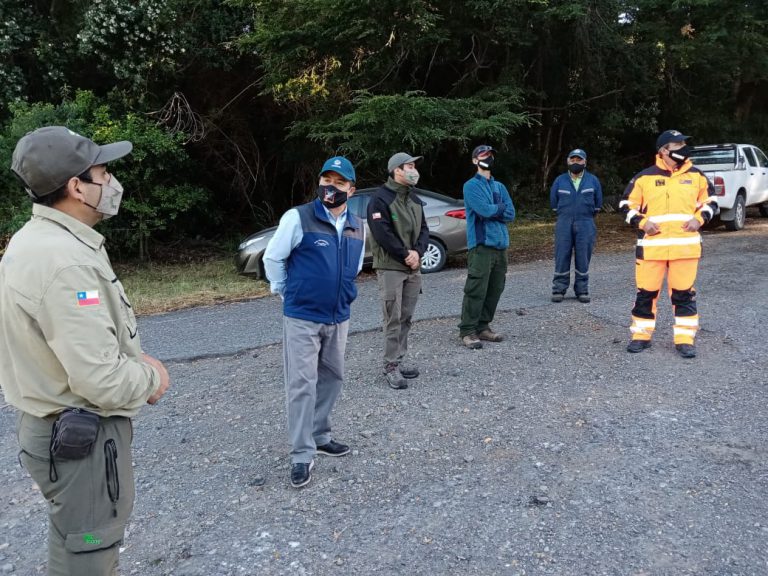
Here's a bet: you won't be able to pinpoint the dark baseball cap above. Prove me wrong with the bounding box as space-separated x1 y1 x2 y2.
319 156 356 182
387 152 422 173
11 126 132 198
655 130 690 150
472 145 495 158
568 148 587 160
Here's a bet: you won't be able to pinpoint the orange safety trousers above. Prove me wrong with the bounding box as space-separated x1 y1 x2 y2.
630 258 699 345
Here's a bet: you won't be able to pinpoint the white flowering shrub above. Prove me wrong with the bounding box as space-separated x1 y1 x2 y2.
77 0 184 87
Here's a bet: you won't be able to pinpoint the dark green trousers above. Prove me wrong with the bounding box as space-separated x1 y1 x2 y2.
459 245 508 337
17 411 134 576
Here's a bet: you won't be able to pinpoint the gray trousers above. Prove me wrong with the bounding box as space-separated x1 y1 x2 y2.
376 269 422 366
283 316 348 464
16 411 134 576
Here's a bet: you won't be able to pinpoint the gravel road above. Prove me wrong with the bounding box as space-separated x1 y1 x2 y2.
1 222 767 575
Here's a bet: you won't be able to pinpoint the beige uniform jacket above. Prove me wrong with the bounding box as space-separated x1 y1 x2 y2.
0 205 159 418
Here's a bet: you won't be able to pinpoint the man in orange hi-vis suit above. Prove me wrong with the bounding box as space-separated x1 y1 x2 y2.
619 130 718 359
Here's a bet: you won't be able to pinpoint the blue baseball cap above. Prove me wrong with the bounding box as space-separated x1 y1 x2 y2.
656 130 689 150
568 148 587 160
472 144 495 159
319 156 356 182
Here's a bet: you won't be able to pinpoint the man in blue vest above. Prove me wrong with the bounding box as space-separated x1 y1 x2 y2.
550 148 603 303
263 156 365 488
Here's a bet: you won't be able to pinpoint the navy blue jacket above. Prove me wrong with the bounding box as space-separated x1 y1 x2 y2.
550 171 603 219
283 200 365 324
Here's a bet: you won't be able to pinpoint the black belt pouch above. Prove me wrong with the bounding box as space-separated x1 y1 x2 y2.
50 408 101 460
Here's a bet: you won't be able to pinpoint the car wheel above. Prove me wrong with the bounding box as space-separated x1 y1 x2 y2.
759 203 768 218
420 239 447 273
725 194 746 231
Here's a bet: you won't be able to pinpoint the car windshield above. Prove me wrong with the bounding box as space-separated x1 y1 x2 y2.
689 147 736 166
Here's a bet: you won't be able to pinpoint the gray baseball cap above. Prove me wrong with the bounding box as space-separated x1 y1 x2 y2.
11 126 133 198
387 152 422 173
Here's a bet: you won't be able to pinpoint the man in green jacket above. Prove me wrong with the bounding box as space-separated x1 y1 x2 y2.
366 152 429 389
0 126 170 575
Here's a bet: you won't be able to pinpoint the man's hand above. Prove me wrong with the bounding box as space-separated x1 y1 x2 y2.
404 250 421 270
143 353 171 404
642 220 661 235
682 218 701 232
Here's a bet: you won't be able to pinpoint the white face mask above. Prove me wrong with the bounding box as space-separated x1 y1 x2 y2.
403 168 420 186
84 175 124 220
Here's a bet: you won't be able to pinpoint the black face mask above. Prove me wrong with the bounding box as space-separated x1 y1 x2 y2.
668 145 691 164
477 156 494 170
317 185 348 208
568 163 585 174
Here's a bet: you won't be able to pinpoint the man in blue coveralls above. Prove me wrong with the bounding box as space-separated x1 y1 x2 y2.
550 148 603 303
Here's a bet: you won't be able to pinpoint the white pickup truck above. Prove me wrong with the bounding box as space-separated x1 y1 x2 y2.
689 144 768 230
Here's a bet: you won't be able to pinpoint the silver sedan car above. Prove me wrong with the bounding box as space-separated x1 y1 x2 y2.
235 188 468 278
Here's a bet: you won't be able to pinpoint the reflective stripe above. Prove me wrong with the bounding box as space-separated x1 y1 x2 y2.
674 316 699 327
625 209 638 223
632 319 656 328
673 327 697 337
558 189 571 194
630 326 653 334
553 272 569 277
575 270 588 276
699 205 714 216
618 200 630 208
648 214 694 223
637 236 701 247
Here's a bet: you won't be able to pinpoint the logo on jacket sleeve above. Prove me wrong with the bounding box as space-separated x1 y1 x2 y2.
76 291 100 306
314 239 330 247
371 212 382 220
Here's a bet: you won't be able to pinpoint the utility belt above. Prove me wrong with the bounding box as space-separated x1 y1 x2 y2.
43 409 122 507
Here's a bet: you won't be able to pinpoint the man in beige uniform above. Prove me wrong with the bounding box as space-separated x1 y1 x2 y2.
0 126 170 575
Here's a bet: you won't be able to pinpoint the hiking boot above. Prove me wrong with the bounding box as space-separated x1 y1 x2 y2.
478 329 503 342
461 334 483 349
398 362 420 379
316 440 350 457
551 293 564 303
626 339 651 353
384 363 408 389
675 344 697 359
576 293 591 303
290 460 314 488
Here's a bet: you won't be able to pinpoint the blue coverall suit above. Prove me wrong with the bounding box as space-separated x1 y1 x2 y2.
550 170 603 296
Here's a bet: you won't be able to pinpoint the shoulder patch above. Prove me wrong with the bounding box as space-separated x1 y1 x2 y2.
371 212 382 220
76 290 100 306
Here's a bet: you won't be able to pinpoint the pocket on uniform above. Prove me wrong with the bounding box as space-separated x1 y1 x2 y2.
65 523 125 553
112 279 138 339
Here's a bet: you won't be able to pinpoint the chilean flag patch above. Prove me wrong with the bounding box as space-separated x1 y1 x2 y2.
76 290 100 306
372 212 382 220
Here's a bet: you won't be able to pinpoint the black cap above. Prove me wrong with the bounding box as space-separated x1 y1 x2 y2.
472 145 495 158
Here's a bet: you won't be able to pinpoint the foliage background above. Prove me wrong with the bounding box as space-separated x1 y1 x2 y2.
1 0 767 256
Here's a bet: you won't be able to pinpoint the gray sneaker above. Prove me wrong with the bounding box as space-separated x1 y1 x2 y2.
397 362 420 379
384 363 407 389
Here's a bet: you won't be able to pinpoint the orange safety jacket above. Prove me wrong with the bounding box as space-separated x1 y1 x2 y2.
619 156 717 261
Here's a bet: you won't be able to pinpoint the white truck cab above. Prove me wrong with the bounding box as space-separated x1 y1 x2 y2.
689 144 768 230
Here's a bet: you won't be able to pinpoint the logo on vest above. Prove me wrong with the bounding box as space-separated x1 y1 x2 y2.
314 239 330 247
655 179 666 187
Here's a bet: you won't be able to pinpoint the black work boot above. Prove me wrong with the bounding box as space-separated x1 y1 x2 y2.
675 344 696 358
627 339 651 353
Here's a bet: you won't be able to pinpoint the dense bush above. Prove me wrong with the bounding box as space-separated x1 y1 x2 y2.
0 91 213 258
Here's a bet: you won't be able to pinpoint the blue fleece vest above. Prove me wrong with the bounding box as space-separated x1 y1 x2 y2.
283 199 365 324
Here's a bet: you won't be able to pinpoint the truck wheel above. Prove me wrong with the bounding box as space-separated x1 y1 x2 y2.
725 194 746 231
759 203 768 218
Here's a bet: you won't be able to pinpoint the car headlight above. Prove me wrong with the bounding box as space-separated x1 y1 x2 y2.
238 236 265 250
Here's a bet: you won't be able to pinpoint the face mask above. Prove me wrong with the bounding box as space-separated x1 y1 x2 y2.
83 175 124 220
668 145 691 164
403 168 420 186
317 184 348 208
568 163 585 174
477 155 494 170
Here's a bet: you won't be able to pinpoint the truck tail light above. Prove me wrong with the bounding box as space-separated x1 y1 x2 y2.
714 176 725 196
445 209 466 219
